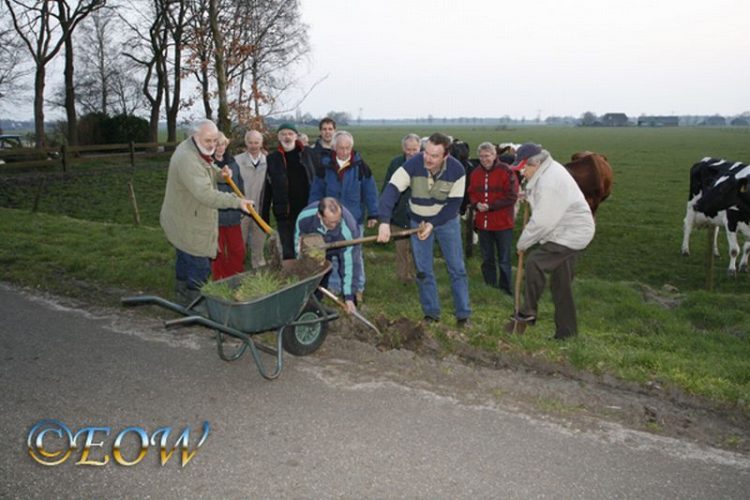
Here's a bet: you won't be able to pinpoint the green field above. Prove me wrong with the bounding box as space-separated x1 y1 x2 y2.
1 126 749 409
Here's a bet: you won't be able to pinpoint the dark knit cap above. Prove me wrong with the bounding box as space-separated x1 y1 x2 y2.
277 122 299 134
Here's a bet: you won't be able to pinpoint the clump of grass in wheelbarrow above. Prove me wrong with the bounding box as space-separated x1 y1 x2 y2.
201 270 299 302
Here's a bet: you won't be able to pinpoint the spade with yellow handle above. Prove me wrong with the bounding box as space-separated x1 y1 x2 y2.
221 171 283 269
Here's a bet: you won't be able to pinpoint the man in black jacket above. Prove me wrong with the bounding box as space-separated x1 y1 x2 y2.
263 123 317 259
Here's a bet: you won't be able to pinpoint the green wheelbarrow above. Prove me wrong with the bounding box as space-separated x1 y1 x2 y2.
121 261 338 380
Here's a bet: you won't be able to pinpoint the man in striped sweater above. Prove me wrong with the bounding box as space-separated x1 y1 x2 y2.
377 132 472 327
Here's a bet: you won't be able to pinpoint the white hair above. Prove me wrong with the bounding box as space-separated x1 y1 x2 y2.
190 119 217 135
333 130 354 147
401 133 420 148
477 142 496 155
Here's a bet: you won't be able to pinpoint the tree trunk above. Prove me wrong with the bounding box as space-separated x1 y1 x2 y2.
209 0 230 134
34 64 46 149
64 34 78 146
201 65 212 120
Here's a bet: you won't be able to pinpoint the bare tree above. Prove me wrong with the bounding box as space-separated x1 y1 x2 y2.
237 0 309 122
183 0 310 132
121 0 187 144
3 0 104 147
73 8 117 114
208 0 229 134
0 12 32 108
184 0 214 120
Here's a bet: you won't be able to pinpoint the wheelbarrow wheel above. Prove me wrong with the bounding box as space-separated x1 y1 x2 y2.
282 303 329 356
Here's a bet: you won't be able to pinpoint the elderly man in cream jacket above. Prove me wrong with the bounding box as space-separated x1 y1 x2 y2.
509 143 595 340
160 119 254 304
235 129 268 268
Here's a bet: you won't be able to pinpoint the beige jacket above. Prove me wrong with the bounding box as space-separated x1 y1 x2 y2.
517 156 595 252
235 151 267 206
160 138 242 257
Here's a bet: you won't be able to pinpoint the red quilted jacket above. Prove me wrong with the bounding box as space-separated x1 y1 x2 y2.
468 161 518 231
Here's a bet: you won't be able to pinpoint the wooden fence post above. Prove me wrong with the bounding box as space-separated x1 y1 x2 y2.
61 144 68 173
32 177 46 213
128 180 141 226
129 141 135 169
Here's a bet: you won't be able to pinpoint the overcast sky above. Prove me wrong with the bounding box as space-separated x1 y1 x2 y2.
293 0 750 120
4 0 748 122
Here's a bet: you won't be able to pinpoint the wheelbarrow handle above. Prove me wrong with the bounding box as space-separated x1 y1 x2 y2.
222 171 274 235
320 227 421 250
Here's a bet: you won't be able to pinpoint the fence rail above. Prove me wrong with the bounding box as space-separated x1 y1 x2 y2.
0 141 179 171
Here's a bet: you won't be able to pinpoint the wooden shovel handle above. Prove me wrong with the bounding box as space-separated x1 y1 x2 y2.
222 172 274 235
321 227 421 250
514 202 530 315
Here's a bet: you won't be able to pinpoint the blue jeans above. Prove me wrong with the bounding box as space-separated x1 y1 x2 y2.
327 223 365 294
175 249 211 290
411 217 471 320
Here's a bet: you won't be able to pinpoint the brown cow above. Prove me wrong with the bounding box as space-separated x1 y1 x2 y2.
564 152 613 215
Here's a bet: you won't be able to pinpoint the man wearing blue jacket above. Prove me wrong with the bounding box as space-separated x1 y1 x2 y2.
377 132 471 327
308 130 378 301
295 198 362 313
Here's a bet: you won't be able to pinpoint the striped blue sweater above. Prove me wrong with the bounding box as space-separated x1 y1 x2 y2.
378 152 466 227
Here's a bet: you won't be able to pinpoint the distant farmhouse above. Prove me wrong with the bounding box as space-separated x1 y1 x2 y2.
637 115 679 127
601 113 629 127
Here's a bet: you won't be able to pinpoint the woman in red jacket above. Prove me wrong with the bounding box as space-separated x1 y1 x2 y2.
468 142 518 295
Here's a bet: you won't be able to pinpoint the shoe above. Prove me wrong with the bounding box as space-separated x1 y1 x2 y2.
509 312 536 325
423 315 440 323
456 317 471 328
553 332 576 341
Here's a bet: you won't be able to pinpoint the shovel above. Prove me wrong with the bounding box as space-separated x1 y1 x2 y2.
507 201 530 334
299 226 422 261
221 171 283 269
317 285 381 336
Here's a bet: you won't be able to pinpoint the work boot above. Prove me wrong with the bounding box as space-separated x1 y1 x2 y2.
184 288 208 315
175 280 190 305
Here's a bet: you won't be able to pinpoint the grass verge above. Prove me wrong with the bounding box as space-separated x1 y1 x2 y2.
2 207 748 411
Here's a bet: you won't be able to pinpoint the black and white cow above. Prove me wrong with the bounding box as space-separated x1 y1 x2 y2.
682 157 750 275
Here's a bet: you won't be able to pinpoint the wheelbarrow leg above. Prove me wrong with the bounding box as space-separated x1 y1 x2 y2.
237 327 284 380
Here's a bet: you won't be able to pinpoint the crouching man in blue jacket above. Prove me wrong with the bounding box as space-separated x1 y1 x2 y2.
295 197 362 313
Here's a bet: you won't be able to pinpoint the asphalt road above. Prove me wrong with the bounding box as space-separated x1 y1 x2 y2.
1 283 748 499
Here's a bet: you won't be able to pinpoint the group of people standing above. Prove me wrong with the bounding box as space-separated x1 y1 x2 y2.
159 118 595 339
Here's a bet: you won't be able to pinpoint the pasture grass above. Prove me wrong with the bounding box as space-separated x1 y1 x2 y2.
1 126 750 409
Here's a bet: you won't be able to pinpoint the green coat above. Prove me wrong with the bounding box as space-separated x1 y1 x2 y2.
160 138 242 257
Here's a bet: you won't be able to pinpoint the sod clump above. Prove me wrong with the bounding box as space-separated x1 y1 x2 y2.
201 269 299 302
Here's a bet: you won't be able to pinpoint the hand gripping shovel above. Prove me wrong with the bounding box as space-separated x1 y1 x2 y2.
222 171 284 269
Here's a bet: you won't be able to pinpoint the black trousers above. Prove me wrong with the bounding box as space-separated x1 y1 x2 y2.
478 229 513 294
521 242 581 338
277 219 296 260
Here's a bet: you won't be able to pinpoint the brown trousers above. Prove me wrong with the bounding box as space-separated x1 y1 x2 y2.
521 242 581 338
391 224 415 282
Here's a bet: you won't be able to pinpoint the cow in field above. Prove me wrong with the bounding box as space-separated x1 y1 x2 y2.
564 152 614 216
695 159 750 274
682 157 750 275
